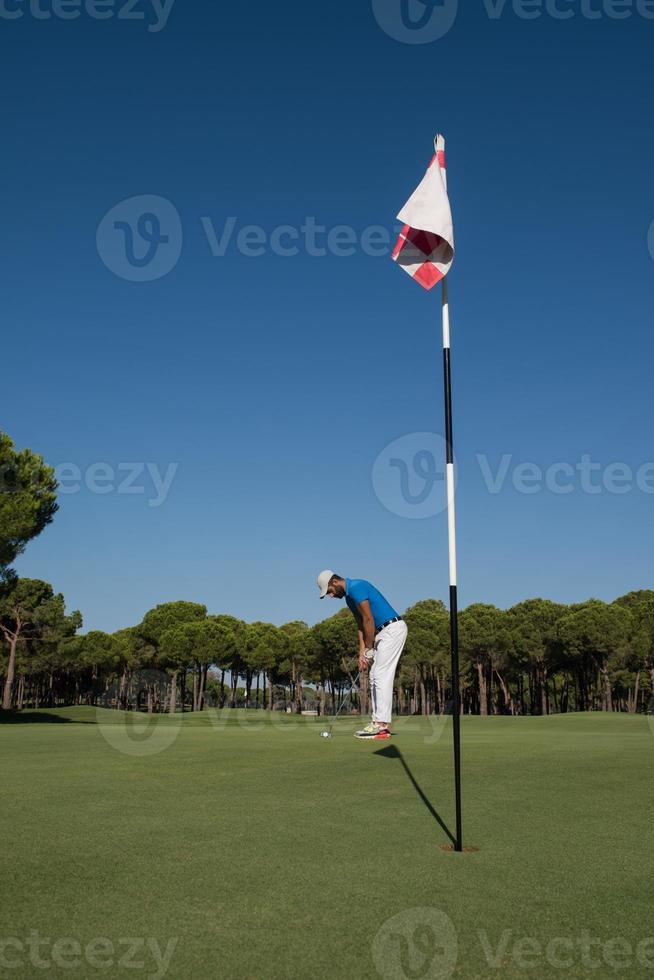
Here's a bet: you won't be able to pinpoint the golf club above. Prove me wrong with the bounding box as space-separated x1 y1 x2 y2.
319 672 360 739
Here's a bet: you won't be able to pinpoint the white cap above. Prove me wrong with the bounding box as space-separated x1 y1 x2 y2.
317 569 335 599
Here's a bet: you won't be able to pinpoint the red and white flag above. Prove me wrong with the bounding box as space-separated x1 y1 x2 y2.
392 135 454 291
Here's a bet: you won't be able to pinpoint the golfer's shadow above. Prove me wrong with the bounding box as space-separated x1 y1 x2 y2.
374 744 456 846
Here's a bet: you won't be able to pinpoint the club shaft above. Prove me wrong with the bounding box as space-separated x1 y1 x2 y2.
328 673 360 727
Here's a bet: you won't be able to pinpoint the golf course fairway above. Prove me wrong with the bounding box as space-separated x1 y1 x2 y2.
1 709 653 979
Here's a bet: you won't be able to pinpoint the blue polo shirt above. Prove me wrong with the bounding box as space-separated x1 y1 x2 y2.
345 578 399 630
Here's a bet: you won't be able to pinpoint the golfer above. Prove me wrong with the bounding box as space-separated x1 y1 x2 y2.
316 571 408 740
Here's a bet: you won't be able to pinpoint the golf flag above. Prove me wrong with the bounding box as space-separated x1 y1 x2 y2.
391 133 463 851
392 135 454 290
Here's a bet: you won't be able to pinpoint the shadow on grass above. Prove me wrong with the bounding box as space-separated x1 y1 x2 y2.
374 744 456 846
0 710 94 724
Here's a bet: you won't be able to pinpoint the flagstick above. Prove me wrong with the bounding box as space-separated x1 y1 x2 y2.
441 272 463 853
394 132 462 850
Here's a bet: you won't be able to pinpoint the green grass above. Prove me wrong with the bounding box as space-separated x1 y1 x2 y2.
1 708 654 979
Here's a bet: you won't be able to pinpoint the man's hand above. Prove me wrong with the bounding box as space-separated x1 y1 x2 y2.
359 651 368 672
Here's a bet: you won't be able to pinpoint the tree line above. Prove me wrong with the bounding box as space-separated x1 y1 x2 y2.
1 430 653 717
2 584 653 717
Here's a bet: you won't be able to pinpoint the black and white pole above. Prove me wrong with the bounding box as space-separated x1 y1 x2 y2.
440 147 463 852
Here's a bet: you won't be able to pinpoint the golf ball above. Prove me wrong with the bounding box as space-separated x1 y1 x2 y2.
320 731 331 738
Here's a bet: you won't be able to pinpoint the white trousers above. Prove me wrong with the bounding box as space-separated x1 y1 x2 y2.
369 620 408 724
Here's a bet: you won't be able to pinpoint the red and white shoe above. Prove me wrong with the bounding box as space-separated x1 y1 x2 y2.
354 724 392 740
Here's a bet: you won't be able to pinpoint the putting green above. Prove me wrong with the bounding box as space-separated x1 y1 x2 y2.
1 709 653 979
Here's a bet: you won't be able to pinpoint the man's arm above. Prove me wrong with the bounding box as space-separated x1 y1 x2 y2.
355 599 376 671
350 608 366 664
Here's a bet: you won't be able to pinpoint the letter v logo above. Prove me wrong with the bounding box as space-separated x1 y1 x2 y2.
372 0 459 43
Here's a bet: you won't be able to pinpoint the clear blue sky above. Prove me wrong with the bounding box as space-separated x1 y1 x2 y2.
4 0 653 632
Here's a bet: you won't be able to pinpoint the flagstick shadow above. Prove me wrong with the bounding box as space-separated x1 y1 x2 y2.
374 744 457 846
